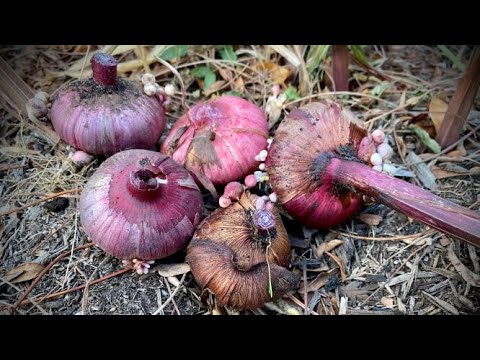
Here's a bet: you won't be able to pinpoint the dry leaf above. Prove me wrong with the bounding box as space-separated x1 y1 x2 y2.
326 251 346 282
393 131 407 159
429 97 448 133
422 291 459 315
439 236 451 247
448 245 480 287
406 95 423 106
358 213 383 226
406 151 437 190
233 77 245 92
314 239 343 258
3 262 45 283
445 149 466 157
380 297 395 309
218 68 233 81
255 61 292 85
431 165 480 179
301 269 337 293
154 263 190 277
402 237 432 246
204 80 226 96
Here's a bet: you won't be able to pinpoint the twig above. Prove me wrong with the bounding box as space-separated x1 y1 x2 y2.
29 213 76 255
81 256 110 314
286 293 319 315
79 45 91 79
285 91 397 108
137 45 150 73
359 243 428 306
154 54 189 114
18 267 131 308
302 260 308 315
153 274 187 315
0 277 48 314
334 229 435 241
0 189 80 217
407 125 480 166
10 242 95 313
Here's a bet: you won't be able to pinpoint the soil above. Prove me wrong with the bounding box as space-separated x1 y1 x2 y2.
0 45 479 315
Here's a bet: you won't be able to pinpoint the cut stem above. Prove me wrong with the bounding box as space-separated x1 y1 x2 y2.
91 52 118 86
436 46 480 147
330 158 480 248
332 45 350 92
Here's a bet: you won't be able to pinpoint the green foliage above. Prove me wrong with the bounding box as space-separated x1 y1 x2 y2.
159 45 189 61
306 45 330 74
220 45 237 61
409 125 442 153
191 66 217 90
350 45 368 65
284 86 300 100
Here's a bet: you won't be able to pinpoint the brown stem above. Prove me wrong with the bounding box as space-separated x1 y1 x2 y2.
331 158 480 248
436 46 480 148
10 242 95 314
332 45 350 91
0 189 80 217
14 268 131 309
91 53 117 86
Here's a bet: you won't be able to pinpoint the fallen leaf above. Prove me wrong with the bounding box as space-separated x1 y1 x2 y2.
300 269 337 293
339 282 378 301
448 244 480 287
422 291 459 315
380 297 395 309
431 165 480 179
406 151 437 190
409 125 442 153
255 61 292 85
406 95 423 106
402 237 433 246
203 80 226 96
429 97 448 133
3 262 45 283
218 68 233 81
445 149 466 157
393 131 407 159
358 213 383 226
314 239 344 258
154 263 190 277
439 236 451 247
326 251 346 282
233 77 245 92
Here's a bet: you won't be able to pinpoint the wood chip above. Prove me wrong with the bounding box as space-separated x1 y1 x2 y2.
153 263 191 278
380 296 395 309
386 271 438 286
423 265 463 282
422 291 459 315
358 213 383 226
448 244 480 287
338 296 348 315
405 151 437 190
313 239 343 258
397 297 407 313
439 236 451 247
468 244 480 273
